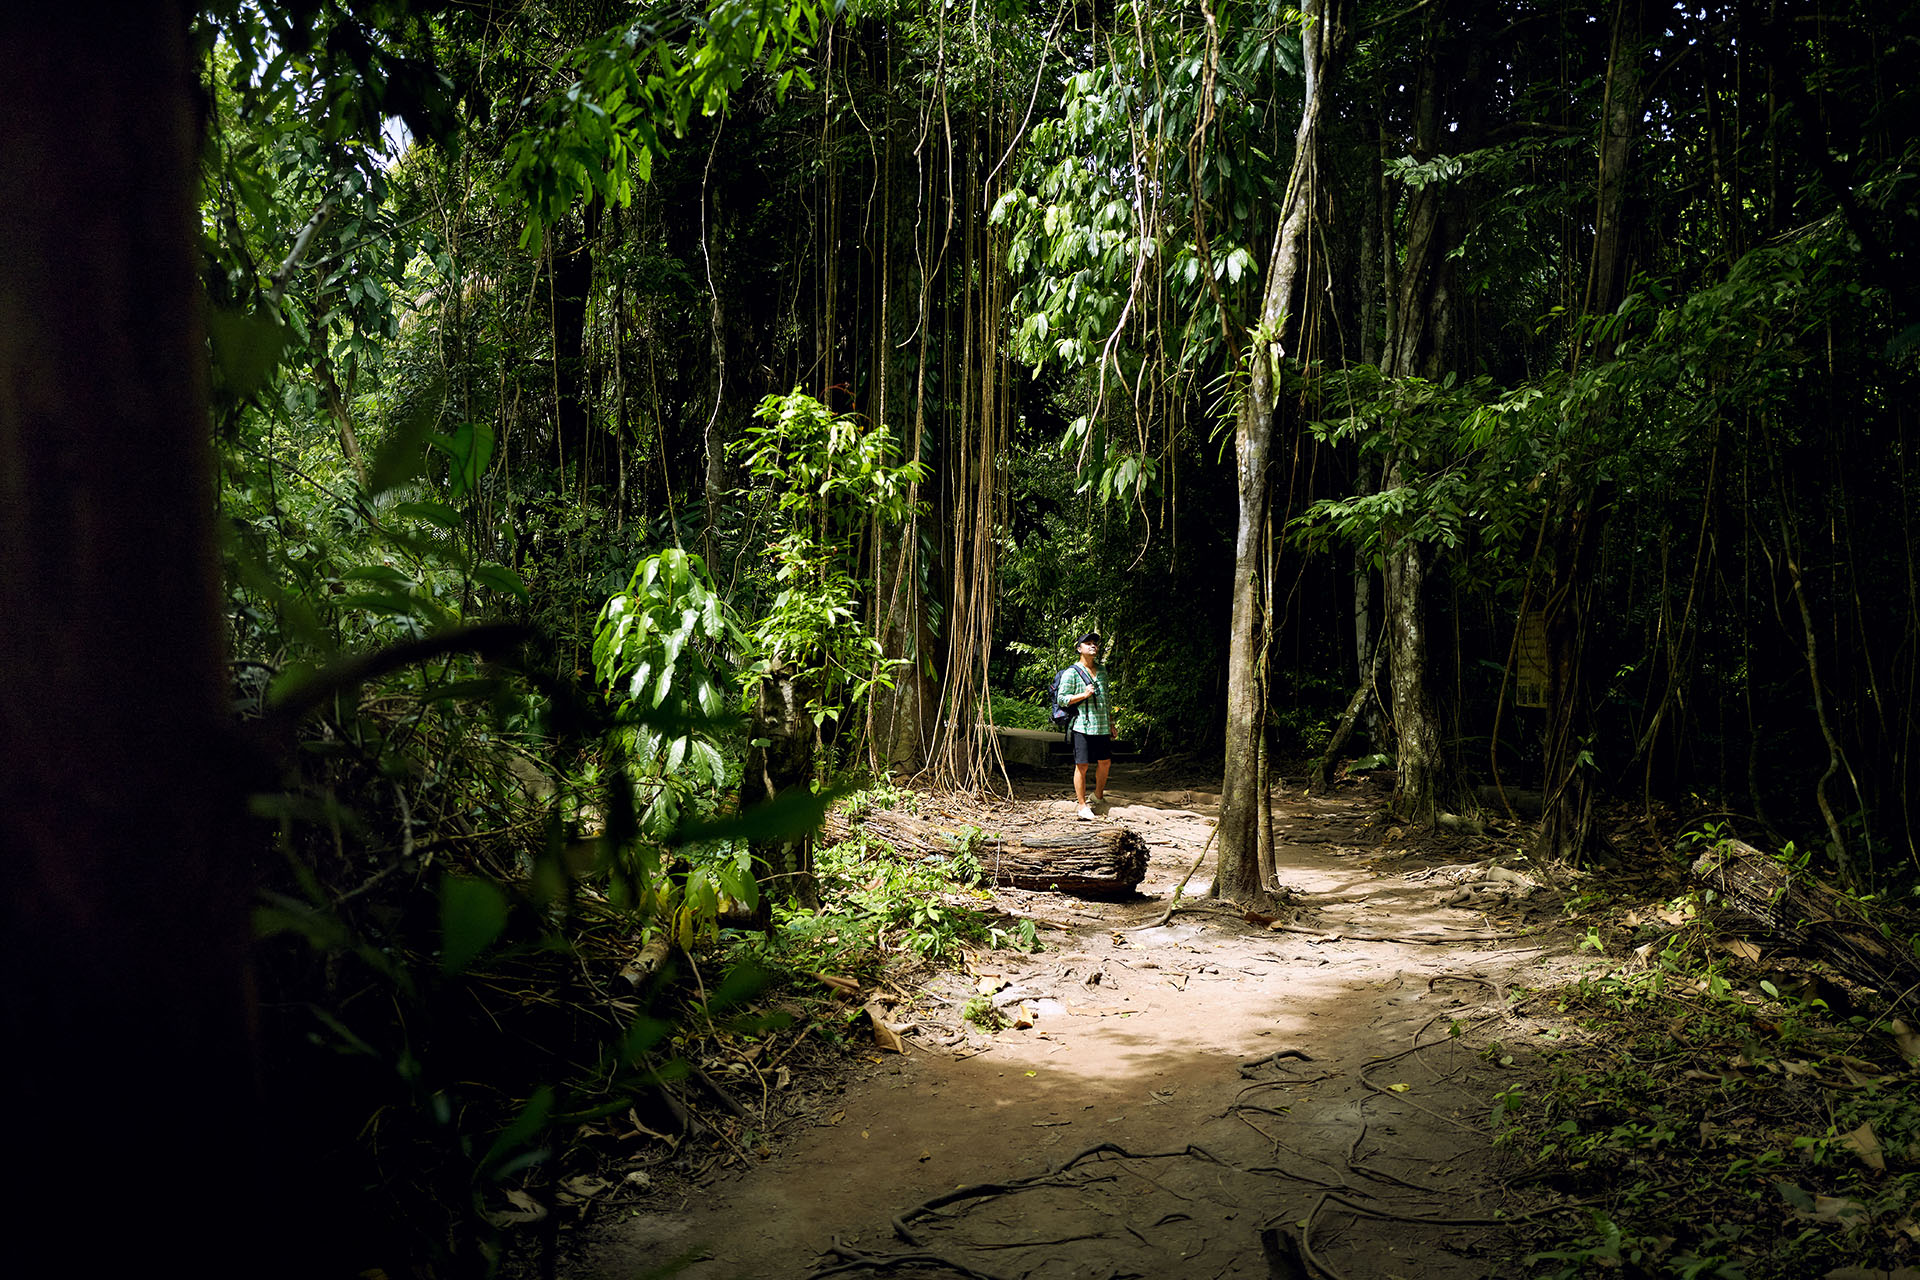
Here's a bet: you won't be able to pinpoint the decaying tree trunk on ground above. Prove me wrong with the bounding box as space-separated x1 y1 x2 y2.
823 809 1148 898
1690 839 1920 1002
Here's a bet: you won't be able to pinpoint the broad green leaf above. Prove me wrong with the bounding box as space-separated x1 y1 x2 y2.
343 563 414 585
440 875 509 974
368 379 445 495
473 562 530 599
672 781 851 847
207 306 288 396
392 500 462 530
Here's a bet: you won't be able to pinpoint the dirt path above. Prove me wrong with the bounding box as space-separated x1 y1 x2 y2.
582 774 1581 1279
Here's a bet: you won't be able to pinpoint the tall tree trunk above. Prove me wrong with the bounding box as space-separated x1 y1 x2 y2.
314 344 370 487
1538 0 1646 861
1377 0 1464 824
0 5 257 1269
1217 0 1351 906
1383 513 1448 821
742 667 819 913
550 212 596 476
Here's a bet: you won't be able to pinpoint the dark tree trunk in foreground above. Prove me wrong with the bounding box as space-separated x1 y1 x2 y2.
743 667 818 912
1217 0 1351 907
0 5 258 1269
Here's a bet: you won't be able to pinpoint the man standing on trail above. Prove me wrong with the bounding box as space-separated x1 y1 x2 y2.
1058 632 1113 820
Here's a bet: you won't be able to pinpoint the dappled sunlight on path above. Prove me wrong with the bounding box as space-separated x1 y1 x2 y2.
581 769 1581 1279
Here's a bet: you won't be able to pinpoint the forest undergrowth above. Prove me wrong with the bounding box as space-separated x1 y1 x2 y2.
257 716 1037 1280
248 642 1920 1280
1494 819 1920 1280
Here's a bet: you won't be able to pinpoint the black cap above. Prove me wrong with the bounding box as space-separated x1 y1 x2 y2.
1077 632 1102 648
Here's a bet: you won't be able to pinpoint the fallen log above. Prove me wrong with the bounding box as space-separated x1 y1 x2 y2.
618 934 675 990
1690 838 1920 1003
823 808 1148 899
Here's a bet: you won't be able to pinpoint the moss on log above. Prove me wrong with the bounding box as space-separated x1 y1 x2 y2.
823 808 1148 898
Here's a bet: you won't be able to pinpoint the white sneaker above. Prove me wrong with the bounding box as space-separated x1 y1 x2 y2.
1076 804 1095 821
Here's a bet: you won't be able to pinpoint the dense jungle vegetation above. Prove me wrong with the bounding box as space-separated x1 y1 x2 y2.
3 0 1919 1274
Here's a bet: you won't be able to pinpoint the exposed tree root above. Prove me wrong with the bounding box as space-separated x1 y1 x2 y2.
814 1238 1012 1280
1268 923 1518 944
1238 1047 1316 1075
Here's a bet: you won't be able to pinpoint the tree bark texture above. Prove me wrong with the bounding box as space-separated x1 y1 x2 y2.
822 809 1149 898
1217 0 1350 907
0 5 258 1267
1584 0 1646 320
1383 513 1450 822
1376 1 1467 824
742 667 819 913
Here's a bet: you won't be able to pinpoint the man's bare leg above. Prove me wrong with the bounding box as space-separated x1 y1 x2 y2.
1074 761 1090 806
1094 758 1111 804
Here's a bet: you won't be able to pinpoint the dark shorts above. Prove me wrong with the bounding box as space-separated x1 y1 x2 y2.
1071 731 1113 765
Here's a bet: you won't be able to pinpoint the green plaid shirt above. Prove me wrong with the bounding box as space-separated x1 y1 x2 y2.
1058 663 1113 736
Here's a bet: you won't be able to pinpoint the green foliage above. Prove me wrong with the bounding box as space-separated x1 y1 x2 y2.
962 993 1005 1030
1268 665 1348 754
816 834 989 960
988 917 1042 953
1291 367 1538 578
503 0 826 246
779 796 1043 965
1506 912 1918 1279
988 691 1052 731
595 548 741 725
176 0 1920 1269
593 548 760 941
993 0 1296 382
735 389 928 728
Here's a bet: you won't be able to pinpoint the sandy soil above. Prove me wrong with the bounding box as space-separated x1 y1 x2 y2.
578 770 1585 1280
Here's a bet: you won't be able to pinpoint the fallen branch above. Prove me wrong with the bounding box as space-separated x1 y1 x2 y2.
890 1142 1240 1248
813 1239 1011 1280
618 934 675 990
1239 1048 1316 1076
1133 821 1220 929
